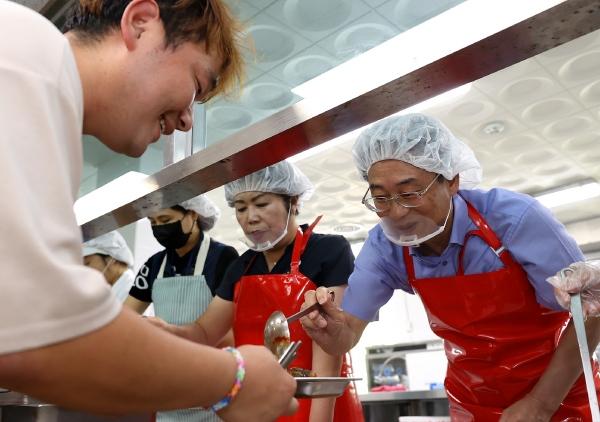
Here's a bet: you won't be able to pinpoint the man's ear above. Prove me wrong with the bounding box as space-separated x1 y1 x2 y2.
291 196 300 215
120 0 161 50
449 175 460 194
188 211 199 222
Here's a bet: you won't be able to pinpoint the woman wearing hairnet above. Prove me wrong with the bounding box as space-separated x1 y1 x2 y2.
125 194 238 422
301 113 600 421
83 231 135 302
148 161 364 422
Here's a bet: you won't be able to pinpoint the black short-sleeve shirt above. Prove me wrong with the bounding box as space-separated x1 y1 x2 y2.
216 226 355 301
129 233 239 302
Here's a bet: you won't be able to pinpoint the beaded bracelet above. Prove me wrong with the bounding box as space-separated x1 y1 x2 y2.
210 347 246 412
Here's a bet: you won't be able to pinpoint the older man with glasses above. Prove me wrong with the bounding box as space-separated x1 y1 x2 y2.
300 113 600 421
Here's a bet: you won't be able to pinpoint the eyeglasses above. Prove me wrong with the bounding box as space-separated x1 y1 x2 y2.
362 174 441 212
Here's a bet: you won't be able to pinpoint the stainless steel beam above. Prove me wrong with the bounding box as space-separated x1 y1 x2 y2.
80 0 600 240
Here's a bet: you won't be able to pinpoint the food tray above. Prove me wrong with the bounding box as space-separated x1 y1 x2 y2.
294 377 361 398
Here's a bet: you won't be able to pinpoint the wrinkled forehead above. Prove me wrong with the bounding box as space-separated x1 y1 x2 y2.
233 191 281 204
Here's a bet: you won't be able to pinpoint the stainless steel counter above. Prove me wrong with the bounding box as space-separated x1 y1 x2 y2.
0 391 149 422
360 389 447 403
360 389 449 422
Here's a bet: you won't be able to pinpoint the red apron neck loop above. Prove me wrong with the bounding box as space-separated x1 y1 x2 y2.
290 215 322 273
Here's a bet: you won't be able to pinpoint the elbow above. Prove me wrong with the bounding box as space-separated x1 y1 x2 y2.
0 350 46 390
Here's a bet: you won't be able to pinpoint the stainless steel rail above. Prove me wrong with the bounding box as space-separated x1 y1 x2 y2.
79 0 600 240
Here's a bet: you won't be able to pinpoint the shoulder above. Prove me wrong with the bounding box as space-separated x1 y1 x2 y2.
225 249 255 270
459 188 556 242
363 224 393 254
209 239 239 255
0 3 71 78
306 232 350 251
222 249 256 282
0 3 61 37
0 3 82 120
142 250 167 270
461 188 535 212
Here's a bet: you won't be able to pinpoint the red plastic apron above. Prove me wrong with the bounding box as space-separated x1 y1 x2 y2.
233 217 364 422
402 198 600 421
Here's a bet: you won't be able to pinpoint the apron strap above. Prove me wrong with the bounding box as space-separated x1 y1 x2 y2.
193 233 211 275
403 197 519 280
157 233 211 278
290 215 323 273
158 252 168 278
402 246 416 283
459 195 518 273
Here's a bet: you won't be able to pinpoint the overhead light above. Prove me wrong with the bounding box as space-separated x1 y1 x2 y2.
482 120 506 136
291 0 562 105
289 83 472 163
287 0 563 165
534 180 600 209
74 171 155 225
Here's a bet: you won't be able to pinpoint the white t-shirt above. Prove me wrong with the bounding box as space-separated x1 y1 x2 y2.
0 1 121 354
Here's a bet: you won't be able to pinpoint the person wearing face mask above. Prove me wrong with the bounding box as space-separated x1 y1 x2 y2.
83 231 135 303
125 194 238 422
300 113 600 421
147 161 364 422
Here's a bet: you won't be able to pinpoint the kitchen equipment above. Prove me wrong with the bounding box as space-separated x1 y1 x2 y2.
365 340 443 390
264 291 334 357
277 339 362 399
294 377 362 398
569 283 600 421
278 341 302 369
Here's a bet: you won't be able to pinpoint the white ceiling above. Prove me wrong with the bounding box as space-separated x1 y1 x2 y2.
205 26 600 251
205 0 463 144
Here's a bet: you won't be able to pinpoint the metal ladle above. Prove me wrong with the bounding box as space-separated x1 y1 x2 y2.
264 291 334 358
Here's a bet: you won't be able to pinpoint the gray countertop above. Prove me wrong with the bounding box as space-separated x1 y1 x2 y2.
360 389 447 403
0 391 149 422
0 391 44 407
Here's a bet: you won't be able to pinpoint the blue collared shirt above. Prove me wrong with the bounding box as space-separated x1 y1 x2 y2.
342 188 584 322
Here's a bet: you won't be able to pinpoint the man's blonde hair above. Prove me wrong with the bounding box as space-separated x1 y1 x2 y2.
64 0 245 99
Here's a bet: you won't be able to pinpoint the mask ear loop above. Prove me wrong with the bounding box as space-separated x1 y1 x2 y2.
181 212 198 238
101 257 116 275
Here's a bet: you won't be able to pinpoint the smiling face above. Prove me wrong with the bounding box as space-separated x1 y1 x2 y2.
233 192 297 247
367 160 458 248
73 0 224 157
109 40 221 157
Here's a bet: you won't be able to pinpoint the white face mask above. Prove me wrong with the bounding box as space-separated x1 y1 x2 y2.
243 206 292 252
380 198 453 247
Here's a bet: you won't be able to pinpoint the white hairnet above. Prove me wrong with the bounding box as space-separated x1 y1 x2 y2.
83 231 134 269
352 113 482 189
179 194 221 231
224 161 314 207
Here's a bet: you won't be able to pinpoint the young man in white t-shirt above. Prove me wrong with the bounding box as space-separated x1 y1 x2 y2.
0 1 296 420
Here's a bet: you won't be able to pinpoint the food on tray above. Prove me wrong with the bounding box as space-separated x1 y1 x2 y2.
288 367 317 377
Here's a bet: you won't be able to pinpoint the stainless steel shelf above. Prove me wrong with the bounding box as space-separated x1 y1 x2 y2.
360 389 447 403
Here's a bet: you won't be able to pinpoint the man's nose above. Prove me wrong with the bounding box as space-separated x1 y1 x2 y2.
176 106 193 132
387 200 411 219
